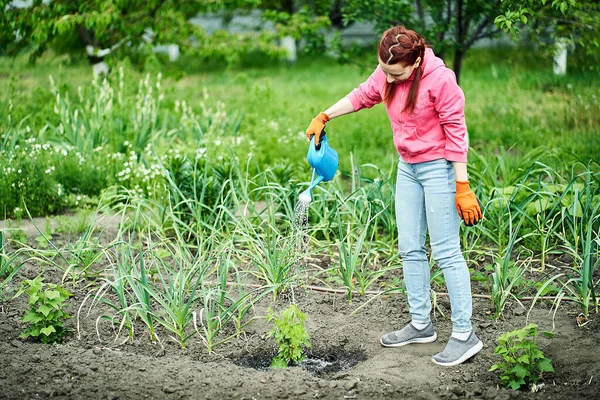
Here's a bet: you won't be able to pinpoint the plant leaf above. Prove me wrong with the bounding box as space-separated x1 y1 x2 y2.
511 364 529 379
40 326 56 336
539 357 554 372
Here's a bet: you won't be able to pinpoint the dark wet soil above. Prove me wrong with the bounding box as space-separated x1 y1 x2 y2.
234 349 367 376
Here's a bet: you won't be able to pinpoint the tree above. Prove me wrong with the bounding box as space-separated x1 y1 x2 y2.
260 0 347 29
0 0 283 67
495 0 600 71
259 0 335 55
341 1 507 83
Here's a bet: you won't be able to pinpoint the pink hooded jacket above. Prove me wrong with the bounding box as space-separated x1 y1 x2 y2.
346 47 468 163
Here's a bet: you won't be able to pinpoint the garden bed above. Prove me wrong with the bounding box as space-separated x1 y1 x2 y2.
1 220 599 400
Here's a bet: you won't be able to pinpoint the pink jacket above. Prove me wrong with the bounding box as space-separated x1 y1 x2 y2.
346 47 468 163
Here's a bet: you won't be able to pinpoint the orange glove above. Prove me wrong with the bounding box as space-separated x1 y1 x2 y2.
305 112 330 145
455 181 482 226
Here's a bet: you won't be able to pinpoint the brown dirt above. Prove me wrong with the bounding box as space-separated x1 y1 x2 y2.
1 217 599 399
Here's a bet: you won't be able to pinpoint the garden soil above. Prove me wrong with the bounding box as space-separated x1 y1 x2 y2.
1 217 600 399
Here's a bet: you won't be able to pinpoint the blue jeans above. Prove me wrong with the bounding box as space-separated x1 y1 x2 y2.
395 157 472 332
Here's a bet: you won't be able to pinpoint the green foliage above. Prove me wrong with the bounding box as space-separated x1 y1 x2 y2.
341 0 414 34
263 6 331 53
16 277 72 344
490 324 554 390
1 0 270 64
0 138 119 218
341 0 507 80
266 304 312 368
0 231 27 299
496 0 600 71
0 144 67 217
164 155 236 229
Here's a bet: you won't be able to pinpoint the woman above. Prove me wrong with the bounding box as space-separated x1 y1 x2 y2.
305 26 483 367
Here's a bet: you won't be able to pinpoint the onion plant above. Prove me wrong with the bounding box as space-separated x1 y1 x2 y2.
18 206 108 286
135 233 218 348
235 209 304 299
353 161 398 256
513 167 577 271
92 251 135 341
48 75 110 155
194 255 265 352
334 190 390 301
0 231 27 299
0 112 30 153
490 211 529 319
119 247 157 342
556 169 600 317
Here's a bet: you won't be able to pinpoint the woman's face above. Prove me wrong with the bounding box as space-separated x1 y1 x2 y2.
379 57 421 83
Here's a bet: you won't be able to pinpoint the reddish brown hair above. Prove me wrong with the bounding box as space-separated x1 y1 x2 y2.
378 26 427 113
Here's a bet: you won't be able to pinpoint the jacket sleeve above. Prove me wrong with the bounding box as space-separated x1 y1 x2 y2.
433 69 469 163
346 66 384 111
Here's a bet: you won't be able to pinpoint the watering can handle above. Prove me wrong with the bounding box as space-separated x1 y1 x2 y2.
310 129 326 150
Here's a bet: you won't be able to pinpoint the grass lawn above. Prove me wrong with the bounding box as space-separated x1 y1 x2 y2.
2 45 598 178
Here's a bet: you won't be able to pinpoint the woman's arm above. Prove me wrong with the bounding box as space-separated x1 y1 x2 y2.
324 97 355 119
306 97 355 142
452 161 469 182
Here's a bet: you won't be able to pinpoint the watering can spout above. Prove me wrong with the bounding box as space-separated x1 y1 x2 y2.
299 174 324 203
300 131 338 203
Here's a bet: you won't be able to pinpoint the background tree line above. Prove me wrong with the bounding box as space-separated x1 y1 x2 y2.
1 0 598 81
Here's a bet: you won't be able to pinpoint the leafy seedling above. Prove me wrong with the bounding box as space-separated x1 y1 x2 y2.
490 323 554 390
266 304 312 368
16 277 72 344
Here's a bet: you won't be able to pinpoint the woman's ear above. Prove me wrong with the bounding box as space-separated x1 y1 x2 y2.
414 57 422 67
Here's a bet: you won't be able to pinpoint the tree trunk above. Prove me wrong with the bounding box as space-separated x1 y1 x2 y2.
76 25 97 47
415 0 426 33
453 48 464 85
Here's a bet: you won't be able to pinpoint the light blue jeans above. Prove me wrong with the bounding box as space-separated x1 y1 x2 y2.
395 157 473 332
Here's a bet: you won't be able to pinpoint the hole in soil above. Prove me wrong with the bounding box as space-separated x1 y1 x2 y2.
234 348 366 377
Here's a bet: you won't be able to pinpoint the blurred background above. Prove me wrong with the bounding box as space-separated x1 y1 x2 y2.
1 0 599 218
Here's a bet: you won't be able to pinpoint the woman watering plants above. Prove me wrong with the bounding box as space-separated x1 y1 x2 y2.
305 26 483 367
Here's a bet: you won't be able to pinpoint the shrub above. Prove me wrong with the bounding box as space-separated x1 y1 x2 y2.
16 277 72 344
0 145 67 217
266 304 312 368
490 324 554 390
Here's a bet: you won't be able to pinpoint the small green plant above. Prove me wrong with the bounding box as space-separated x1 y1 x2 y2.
16 277 72 344
266 304 312 368
490 324 554 390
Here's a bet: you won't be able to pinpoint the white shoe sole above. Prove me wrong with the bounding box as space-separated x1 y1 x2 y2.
431 340 483 367
380 332 437 347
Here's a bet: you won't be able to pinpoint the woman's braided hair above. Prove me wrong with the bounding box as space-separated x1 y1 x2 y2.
378 26 427 113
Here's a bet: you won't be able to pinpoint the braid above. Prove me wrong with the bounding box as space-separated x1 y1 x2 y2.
379 26 428 110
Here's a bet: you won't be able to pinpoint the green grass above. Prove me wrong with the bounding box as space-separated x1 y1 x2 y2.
2 46 598 179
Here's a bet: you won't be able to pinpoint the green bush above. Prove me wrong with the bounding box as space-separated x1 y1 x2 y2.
0 146 67 217
0 142 122 218
16 277 72 344
266 304 312 368
490 324 554 390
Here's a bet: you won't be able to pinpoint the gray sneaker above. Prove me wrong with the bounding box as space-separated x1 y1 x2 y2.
380 322 437 347
431 331 483 367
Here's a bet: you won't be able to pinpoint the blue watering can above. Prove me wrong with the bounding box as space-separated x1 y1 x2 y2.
299 131 338 203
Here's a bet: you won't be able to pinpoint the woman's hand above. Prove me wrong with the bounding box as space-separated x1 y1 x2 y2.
305 112 330 145
455 181 482 226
